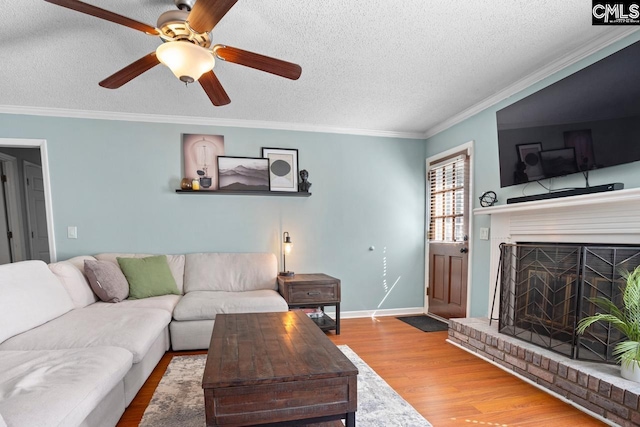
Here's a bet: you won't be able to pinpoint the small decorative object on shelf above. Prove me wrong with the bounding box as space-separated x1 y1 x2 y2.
479 191 497 207
180 178 192 190
191 179 200 190
304 307 324 319
298 169 312 192
197 169 212 189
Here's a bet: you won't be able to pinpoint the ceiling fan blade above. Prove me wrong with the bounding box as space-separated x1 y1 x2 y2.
99 53 160 89
214 45 302 80
187 0 239 33
199 71 231 106
44 0 159 35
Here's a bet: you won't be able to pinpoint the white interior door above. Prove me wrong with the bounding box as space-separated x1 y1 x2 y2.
24 161 50 263
0 153 25 262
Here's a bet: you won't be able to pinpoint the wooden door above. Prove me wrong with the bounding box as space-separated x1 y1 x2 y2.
427 152 469 319
429 239 468 318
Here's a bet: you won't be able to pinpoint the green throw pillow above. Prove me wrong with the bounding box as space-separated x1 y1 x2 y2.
117 255 180 299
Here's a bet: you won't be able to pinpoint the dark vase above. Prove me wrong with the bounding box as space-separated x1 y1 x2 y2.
200 176 212 188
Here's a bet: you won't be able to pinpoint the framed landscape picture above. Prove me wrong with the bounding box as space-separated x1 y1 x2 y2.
261 147 299 192
540 148 578 177
217 157 270 191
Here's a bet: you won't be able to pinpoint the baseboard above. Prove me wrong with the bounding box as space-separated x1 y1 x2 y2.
323 307 425 319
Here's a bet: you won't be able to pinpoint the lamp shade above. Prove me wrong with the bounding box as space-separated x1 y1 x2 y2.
283 232 293 254
156 41 215 84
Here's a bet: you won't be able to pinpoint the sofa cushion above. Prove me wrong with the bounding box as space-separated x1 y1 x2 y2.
0 260 74 344
48 257 98 308
0 347 131 427
84 260 129 303
117 255 180 299
172 290 288 321
89 294 181 314
184 253 278 293
0 306 171 364
0 412 6 427
95 253 186 293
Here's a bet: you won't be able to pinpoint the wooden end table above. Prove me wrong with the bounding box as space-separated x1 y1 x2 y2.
203 311 357 426
278 273 341 334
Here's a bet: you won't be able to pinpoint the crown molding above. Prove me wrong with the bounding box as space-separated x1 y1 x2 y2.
0 105 425 140
6 28 636 142
423 27 640 139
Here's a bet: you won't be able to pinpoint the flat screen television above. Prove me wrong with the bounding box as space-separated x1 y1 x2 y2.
496 40 640 188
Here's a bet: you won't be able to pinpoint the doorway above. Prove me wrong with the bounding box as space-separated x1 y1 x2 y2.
0 162 12 263
425 141 474 319
24 161 50 262
0 139 55 264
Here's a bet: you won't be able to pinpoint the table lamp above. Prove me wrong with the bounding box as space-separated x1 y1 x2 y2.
279 231 295 277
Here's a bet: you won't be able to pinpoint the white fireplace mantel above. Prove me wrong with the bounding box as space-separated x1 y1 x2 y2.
474 187 640 318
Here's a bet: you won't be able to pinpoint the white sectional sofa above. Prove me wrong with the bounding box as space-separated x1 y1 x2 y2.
170 252 289 350
0 252 289 427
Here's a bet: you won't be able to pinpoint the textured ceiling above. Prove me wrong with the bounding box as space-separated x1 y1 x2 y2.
0 1 636 138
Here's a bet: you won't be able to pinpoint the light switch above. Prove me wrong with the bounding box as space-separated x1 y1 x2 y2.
480 227 490 240
67 226 78 239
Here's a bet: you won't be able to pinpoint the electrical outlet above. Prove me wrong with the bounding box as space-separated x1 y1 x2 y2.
67 226 78 239
480 227 490 240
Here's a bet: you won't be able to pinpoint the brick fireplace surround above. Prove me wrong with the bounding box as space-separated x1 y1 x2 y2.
448 318 640 426
459 187 640 426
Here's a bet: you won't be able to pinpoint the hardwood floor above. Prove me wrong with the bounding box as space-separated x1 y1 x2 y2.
117 316 606 427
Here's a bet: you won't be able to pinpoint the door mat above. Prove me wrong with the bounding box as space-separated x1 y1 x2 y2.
396 315 449 332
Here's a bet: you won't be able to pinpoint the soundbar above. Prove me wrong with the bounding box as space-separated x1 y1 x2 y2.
506 183 624 204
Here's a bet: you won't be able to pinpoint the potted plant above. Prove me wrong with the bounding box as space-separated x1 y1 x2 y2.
577 265 640 382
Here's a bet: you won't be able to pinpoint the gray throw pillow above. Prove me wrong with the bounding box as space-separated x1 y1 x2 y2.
84 260 129 303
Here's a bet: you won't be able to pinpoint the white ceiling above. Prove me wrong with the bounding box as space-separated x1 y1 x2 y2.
0 1 636 138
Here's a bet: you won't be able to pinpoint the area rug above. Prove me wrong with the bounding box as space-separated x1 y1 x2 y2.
396 315 449 332
140 345 432 427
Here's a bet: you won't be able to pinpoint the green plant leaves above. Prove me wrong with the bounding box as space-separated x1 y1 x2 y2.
577 265 640 364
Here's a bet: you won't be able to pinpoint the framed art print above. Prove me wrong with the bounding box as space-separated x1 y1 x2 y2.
261 147 299 192
183 134 225 190
516 142 545 181
540 148 578 177
217 157 270 191
564 129 595 170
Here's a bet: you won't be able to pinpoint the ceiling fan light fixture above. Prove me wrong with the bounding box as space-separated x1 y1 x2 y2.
156 41 215 84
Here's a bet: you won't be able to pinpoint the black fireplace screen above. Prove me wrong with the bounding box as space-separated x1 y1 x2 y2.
499 244 640 362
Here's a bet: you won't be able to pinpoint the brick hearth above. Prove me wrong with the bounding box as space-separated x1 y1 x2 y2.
448 318 640 427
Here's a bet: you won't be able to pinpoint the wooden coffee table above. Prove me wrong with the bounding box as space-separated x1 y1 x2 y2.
203 311 358 426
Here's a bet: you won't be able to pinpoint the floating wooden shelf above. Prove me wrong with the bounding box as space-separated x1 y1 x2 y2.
175 189 311 197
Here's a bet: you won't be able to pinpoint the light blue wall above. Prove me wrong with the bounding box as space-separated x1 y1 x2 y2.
425 32 640 317
0 115 426 313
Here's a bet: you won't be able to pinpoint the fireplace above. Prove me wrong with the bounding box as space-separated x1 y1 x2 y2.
498 243 640 362
469 189 640 424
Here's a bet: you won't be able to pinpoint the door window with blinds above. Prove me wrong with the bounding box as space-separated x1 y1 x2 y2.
428 153 468 242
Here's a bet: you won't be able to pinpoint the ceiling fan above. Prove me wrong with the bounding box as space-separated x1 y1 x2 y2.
43 0 302 106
